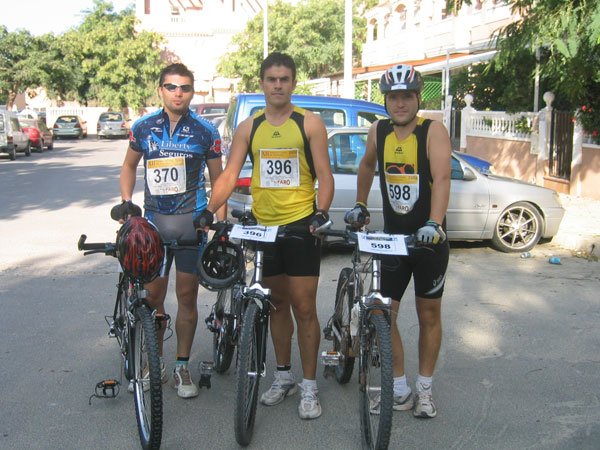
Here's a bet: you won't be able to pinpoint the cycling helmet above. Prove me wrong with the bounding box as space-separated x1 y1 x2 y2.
116 217 165 283
379 64 424 94
197 235 244 291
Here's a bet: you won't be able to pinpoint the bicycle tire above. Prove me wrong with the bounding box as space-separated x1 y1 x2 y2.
333 267 356 384
234 301 263 446
131 305 163 450
359 313 393 450
213 287 236 373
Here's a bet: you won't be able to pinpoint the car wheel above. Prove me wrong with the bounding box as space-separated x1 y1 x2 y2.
38 140 45 152
47 140 53 150
491 201 543 253
9 146 16 160
25 141 31 156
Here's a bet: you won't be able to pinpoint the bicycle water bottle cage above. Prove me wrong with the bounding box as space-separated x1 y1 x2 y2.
88 379 120 405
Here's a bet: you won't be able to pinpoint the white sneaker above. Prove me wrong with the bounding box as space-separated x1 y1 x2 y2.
173 364 199 398
298 382 322 419
260 371 298 406
369 388 414 415
414 383 436 418
128 361 167 393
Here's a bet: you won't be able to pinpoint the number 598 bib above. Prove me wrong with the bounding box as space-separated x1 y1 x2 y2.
385 172 419 214
146 157 186 196
259 148 300 188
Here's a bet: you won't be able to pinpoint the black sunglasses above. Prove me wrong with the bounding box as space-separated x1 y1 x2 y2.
162 83 193 93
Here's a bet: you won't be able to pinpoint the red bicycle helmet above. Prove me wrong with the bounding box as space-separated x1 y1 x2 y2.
116 217 165 282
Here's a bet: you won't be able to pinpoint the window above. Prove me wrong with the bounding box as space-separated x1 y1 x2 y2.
358 111 388 127
328 132 368 175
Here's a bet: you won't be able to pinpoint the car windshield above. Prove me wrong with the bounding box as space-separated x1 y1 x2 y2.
19 118 37 128
99 113 123 122
56 116 78 124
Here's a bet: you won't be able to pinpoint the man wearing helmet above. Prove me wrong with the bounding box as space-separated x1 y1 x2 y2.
199 52 334 419
117 62 225 399
346 64 451 418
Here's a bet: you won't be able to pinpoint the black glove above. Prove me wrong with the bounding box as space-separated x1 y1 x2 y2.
416 220 447 244
110 200 142 221
310 209 331 231
344 202 370 225
193 209 214 230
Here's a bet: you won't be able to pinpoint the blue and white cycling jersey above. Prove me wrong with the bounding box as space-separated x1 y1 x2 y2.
129 108 221 216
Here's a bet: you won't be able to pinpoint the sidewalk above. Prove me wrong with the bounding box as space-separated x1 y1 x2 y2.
550 194 600 257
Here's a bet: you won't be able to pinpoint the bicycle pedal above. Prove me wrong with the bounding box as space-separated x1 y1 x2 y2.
89 379 120 405
323 325 333 341
198 361 213 389
204 313 218 332
108 326 117 338
321 350 341 366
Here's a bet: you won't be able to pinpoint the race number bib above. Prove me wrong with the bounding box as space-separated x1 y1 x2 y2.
357 232 408 255
230 224 278 242
385 172 419 214
146 157 186 196
259 149 300 188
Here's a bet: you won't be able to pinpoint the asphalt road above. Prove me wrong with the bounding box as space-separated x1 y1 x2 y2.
1 139 599 450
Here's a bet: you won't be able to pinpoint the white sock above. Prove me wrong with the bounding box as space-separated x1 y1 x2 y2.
416 374 433 391
301 378 317 390
393 375 409 396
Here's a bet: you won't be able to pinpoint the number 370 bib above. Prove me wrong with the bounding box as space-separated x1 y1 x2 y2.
385 172 419 214
146 157 186 196
259 148 300 188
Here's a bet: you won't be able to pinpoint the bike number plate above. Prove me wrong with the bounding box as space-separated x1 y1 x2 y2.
230 224 279 242
357 232 408 255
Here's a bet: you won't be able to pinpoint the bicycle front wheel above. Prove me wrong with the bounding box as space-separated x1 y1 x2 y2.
234 301 263 446
131 305 163 450
333 267 356 384
359 313 393 450
213 287 236 373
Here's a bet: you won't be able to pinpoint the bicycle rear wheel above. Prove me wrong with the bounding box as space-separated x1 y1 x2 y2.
131 305 163 450
213 287 236 373
333 267 356 384
234 301 263 446
359 313 393 450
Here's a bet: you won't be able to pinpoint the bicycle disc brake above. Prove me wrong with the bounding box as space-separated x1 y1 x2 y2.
88 379 120 405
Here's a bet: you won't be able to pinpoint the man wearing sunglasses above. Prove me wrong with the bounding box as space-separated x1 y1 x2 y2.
118 62 225 399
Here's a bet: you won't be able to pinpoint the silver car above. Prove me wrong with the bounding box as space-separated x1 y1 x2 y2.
227 127 565 252
97 112 129 139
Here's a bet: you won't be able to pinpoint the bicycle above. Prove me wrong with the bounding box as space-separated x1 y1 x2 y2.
321 227 415 450
78 223 200 450
199 211 288 446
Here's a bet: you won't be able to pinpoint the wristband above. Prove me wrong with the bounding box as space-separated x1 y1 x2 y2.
426 220 440 227
356 202 367 208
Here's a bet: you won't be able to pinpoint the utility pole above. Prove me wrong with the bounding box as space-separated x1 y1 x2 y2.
343 0 354 98
263 0 268 58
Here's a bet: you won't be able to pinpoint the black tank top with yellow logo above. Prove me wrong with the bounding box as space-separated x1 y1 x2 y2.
376 117 433 234
247 107 317 225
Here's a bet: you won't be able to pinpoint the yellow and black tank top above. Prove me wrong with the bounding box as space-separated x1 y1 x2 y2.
248 106 317 226
376 117 437 234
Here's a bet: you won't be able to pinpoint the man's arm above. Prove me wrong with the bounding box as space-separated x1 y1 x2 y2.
426 120 452 225
206 118 253 214
356 122 379 205
304 111 334 213
206 158 226 221
120 146 143 201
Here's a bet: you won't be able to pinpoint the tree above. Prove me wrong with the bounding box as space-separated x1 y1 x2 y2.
217 0 368 92
0 27 47 108
60 0 165 110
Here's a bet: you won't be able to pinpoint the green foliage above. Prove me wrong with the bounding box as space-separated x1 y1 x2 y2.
217 0 367 93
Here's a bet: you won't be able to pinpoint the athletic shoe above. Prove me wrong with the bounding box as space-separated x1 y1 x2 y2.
414 383 437 418
298 382 322 419
369 389 414 415
259 371 298 406
127 361 167 393
173 364 199 398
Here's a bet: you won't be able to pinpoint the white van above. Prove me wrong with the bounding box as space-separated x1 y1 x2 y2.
0 110 31 160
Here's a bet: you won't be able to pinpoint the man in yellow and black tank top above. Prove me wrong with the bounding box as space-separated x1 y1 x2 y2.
347 64 451 419
203 52 334 420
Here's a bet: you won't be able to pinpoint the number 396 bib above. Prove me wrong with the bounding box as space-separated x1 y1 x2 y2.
146 157 186 196
259 148 300 188
385 172 419 214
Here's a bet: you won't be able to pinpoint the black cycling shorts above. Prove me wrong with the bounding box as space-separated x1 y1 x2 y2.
146 211 205 275
380 240 449 301
259 215 321 278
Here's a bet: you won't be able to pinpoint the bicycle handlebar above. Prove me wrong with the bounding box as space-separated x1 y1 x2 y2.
77 234 202 257
319 227 419 248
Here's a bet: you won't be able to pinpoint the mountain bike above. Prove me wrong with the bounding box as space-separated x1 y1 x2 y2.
321 227 414 450
78 232 200 450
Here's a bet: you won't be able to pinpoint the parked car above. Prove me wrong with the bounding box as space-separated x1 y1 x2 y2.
193 103 229 115
458 152 495 174
227 127 565 253
53 115 87 139
97 111 129 139
0 110 31 160
18 118 54 152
